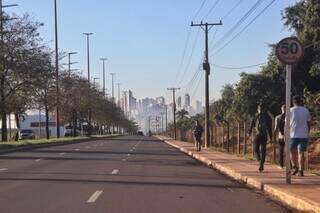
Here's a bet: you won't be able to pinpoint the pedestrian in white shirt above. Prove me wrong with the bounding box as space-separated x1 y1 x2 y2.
289 96 311 177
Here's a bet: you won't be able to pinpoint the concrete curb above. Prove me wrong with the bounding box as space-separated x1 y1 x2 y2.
160 137 320 213
0 135 121 155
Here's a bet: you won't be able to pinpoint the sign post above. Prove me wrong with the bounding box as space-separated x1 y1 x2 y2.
276 37 304 184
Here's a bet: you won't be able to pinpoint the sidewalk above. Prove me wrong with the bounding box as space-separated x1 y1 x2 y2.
157 136 320 213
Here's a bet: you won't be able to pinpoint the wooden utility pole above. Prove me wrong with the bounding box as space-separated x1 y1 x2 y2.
167 88 180 140
191 21 222 148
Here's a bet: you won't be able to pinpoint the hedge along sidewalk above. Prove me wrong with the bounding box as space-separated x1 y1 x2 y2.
0 134 121 154
157 136 320 213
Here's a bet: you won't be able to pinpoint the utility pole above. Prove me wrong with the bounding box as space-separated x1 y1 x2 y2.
167 88 180 140
165 105 168 136
116 83 121 106
191 20 222 148
100 58 107 97
54 0 60 138
68 52 77 76
110 73 116 103
160 112 165 135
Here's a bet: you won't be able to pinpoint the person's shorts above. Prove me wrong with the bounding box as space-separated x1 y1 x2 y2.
289 138 308 152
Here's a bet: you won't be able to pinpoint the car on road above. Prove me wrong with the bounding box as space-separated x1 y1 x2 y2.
137 131 144 136
19 129 36 140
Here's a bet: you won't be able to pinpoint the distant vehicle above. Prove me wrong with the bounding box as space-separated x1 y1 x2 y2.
19 129 36 140
64 127 81 137
137 131 144 136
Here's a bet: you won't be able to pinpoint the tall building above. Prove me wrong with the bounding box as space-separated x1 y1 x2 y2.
177 96 182 108
184 93 190 107
195 100 203 114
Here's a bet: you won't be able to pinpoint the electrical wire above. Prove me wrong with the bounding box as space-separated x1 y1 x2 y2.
202 0 220 20
213 0 277 55
192 0 207 21
191 71 204 99
178 28 201 86
212 0 264 49
212 62 266 70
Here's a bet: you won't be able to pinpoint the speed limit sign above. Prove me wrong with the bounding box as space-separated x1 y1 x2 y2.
276 37 304 64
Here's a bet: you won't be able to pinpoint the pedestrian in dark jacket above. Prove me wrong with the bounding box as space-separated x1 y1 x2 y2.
275 105 286 168
248 103 272 172
193 120 204 151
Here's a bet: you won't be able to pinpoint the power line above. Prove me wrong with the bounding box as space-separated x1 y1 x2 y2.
213 0 277 55
212 62 266 70
222 0 244 20
173 0 208 86
177 27 201 86
191 71 204 99
192 0 207 21
172 27 191 86
212 0 264 49
202 0 220 20
209 0 244 50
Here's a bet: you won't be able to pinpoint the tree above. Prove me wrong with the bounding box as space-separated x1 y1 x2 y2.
0 14 44 141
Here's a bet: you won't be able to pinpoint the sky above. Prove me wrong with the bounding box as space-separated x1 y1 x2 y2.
9 0 296 106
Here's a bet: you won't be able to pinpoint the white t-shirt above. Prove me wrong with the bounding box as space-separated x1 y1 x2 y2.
289 106 311 138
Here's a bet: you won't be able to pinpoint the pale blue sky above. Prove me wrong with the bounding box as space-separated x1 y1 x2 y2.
10 0 295 105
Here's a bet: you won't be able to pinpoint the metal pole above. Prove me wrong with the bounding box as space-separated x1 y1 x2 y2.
285 64 292 184
117 83 121 106
100 58 107 97
110 73 115 103
54 0 60 138
165 105 168 136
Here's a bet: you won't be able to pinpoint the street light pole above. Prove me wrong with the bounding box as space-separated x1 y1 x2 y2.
83 33 93 84
100 58 108 97
54 0 61 138
110 73 116 103
116 83 121 106
83 33 93 135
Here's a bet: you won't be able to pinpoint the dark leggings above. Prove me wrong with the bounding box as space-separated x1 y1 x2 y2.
278 139 285 167
254 134 268 167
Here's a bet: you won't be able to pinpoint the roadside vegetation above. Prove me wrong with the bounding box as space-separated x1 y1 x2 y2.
0 11 138 142
168 0 320 171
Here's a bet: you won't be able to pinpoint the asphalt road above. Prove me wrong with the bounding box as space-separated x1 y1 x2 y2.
0 136 290 213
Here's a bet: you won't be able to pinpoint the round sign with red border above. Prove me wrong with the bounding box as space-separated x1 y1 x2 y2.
275 37 304 64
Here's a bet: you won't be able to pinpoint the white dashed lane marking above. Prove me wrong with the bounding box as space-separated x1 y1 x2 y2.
35 159 41 162
0 168 8 172
111 169 119 175
87 190 103 203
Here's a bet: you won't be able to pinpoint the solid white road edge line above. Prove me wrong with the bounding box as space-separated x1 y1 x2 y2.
87 190 103 203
